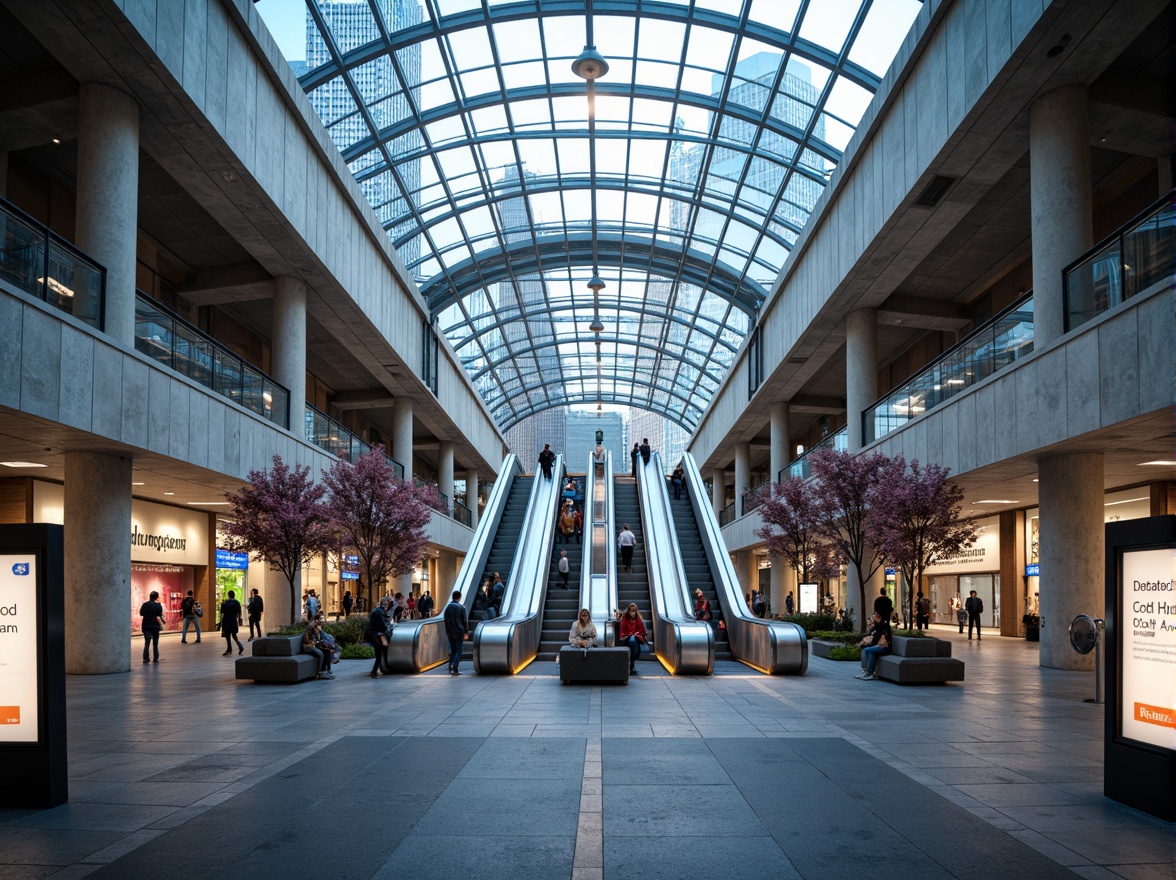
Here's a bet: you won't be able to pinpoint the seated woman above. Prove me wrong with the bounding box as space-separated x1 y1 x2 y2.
568 609 598 649
617 603 647 674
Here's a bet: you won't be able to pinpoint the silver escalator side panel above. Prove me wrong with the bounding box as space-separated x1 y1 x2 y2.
582 451 617 645
385 453 518 673
681 453 807 675
474 454 564 674
636 451 713 675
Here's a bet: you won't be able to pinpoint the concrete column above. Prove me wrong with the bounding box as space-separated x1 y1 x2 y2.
437 550 460 597
271 276 307 431
735 550 757 604
770 401 790 483
999 510 1026 637
711 468 725 516
1038 452 1103 670
75 83 139 347
769 557 796 617
391 397 413 477
437 442 454 512
64 451 132 674
846 307 877 452
1030 85 1092 345
464 468 480 527
734 442 750 516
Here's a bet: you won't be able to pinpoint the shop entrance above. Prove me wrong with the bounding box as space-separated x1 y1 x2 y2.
927 573 1000 629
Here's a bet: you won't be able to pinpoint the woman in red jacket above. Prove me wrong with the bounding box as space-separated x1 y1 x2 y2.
618 603 647 674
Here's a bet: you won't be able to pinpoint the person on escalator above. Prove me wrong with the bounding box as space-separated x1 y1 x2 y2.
569 609 598 649
618 603 647 674
558 550 571 589
491 573 506 615
558 505 577 545
617 524 636 573
640 438 651 466
693 590 712 623
630 443 640 473
538 443 555 480
670 466 684 500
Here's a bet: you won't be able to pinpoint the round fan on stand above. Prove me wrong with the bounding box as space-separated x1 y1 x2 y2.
1069 614 1105 704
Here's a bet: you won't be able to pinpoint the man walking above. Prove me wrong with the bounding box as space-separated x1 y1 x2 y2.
873 586 893 623
639 438 651 465
618 523 636 573
915 591 931 631
180 589 201 644
538 443 555 480
965 590 984 640
368 597 391 679
558 550 570 589
418 590 433 618
247 588 264 640
444 590 468 675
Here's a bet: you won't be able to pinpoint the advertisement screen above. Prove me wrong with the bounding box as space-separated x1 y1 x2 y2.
0 554 39 744
1120 548 1176 751
799 583 819 614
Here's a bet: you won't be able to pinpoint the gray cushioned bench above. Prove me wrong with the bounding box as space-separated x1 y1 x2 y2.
235 635 319 683
559 647 630 684
862 635 964 684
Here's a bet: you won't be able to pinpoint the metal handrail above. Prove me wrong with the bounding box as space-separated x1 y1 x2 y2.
683 453 808 675
718 501 735 526
581 450 617 646
740 479 771 516
636 450 713 675
134 291 290 427
0 195 105 330
474 453 565 674
385 453 517 673
779 427 849 483
453 499 473 528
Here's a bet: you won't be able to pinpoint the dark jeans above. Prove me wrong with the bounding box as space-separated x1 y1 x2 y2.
304 646 329 673
181 615 201 642
448 637 463 673
622 635 643 666
142 629 160 661
968 614 982 639
916 614 929 631
541 466 552 480
671 480 682 500
620 546 634 570
559 570 569 588
249 617 263 639
223 630 243 652
371 636 385 674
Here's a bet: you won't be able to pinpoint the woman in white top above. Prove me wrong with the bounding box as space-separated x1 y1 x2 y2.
569 609 598 647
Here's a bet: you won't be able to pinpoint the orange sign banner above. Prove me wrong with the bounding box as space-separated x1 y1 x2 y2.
0 707 20 725
1134 703 1176 729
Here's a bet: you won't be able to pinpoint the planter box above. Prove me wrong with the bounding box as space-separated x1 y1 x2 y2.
810 639 855 660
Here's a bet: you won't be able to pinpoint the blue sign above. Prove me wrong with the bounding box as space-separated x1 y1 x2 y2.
344 554 359 566
884 567 895 576
1025 563 1040 577
216 549 249 570
341 571 359 581
11 562 29 576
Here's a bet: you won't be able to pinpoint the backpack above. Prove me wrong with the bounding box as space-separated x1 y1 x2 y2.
194 601 204 618
918 597 930 616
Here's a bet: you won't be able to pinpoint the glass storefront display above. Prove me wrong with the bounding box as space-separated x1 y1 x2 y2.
130 563 189 633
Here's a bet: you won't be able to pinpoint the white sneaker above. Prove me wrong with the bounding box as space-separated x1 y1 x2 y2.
854 672 869 680
862 673 876 680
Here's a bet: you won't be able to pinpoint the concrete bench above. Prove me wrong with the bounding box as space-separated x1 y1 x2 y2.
235 635 320 683
559 647 630 684
862 635 964 684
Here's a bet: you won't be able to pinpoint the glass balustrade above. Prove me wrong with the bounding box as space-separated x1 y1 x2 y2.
0 197 104 329
782 428 848 482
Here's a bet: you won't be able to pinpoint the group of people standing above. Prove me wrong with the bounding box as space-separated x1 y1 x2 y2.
139 587 264 664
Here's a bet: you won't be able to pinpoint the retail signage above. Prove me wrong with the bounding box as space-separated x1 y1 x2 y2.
1119 547 1176 751
0 555 38 744
884 567 895 575
925 517 999 575
341 553 359 580
1025 563 1040 577
216 549 250 570
799 582 818 614
341 571 359 581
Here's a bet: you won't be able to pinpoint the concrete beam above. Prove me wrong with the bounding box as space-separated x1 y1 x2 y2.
877 294 971 331
331 388 396 410
788 394 845 415
178 263 273 306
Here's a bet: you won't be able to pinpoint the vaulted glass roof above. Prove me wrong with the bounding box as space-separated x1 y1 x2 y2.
294 0 922 431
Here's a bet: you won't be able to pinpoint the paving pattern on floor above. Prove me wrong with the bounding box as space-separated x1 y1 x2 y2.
1 628 1172 879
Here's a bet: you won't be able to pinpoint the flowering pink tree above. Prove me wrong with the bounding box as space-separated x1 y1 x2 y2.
875 456 977 627
755 476 840 587
322 451 435 609
809 446 891 630
222 454 330 625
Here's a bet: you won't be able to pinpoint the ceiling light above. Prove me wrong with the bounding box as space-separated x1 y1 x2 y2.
589 317 605 333
975 499 1017 504
1104 497 1147 507
51 137 61 144
164 492 175 496
571 46 609 80
1140 460 1176 466
0 461 47 468
132 482 145 486
586 274 606 292
187 501 230 506
1032 478 1038 482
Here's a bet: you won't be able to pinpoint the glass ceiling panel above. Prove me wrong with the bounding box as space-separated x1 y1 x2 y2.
288 0 923 430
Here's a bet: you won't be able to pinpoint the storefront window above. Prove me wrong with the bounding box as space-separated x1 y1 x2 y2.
131 563 189 633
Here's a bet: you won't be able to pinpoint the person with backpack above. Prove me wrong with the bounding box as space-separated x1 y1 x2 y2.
140 590 166 664
915 591 931 631
965 590 984 640
558 504 576 545
180 589 201 644
247 588 263 640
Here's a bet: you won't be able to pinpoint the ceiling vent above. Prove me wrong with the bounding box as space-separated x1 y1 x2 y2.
913 175 957 208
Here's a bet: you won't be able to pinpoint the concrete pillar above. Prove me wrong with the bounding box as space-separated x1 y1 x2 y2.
711 467 725 516
846 307 877 452
999 510 1026 637
268 569 298 628
734 442 750 515
1038 452 1103 670
464 468 480 527
1030 85 1092 345
735 550 757 604
437 550 460 597
438 441 454 512
769 557 796 617
271 276 307 431
391 397 413 477
770 401 790 483
64 451 132 674
75 83 139 347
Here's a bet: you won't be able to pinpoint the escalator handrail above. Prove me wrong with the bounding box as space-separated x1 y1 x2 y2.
473 454 564 674
636 451 713 674
581 450 617 645
385 452 518 673
681 453 808 675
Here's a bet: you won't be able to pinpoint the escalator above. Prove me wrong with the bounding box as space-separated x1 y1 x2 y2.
463 476 532 659
536 532 583 660
612 476 655 664
669 495 733 661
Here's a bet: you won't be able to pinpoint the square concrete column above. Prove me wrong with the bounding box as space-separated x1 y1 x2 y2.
770 401 790 483
711 468 725 516
735 550 758 605
465 468 479 527
438 441 454 512
846 307 877 452
437 550 460 597
271 276 307 432
392 397 413 477
76 83 139 347
64 451 132 674
1030 85 1092 345
734 442 750 513
1038 452 1103 670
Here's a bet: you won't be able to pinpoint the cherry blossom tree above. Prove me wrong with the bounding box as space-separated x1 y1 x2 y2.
755 476 841 587
809 446 891 630
322 451 436 608
875 456 977 627
222 454 330 625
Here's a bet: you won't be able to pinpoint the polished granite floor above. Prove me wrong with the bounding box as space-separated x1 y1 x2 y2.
1 628 1172 879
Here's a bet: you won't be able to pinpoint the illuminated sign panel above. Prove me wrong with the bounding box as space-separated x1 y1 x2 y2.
799 583 818 614
1120 548 1176 751
0 555 39 744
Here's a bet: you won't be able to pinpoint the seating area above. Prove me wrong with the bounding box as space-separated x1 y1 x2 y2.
558 646 630 684
862 635 965 684
234 635 319 683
